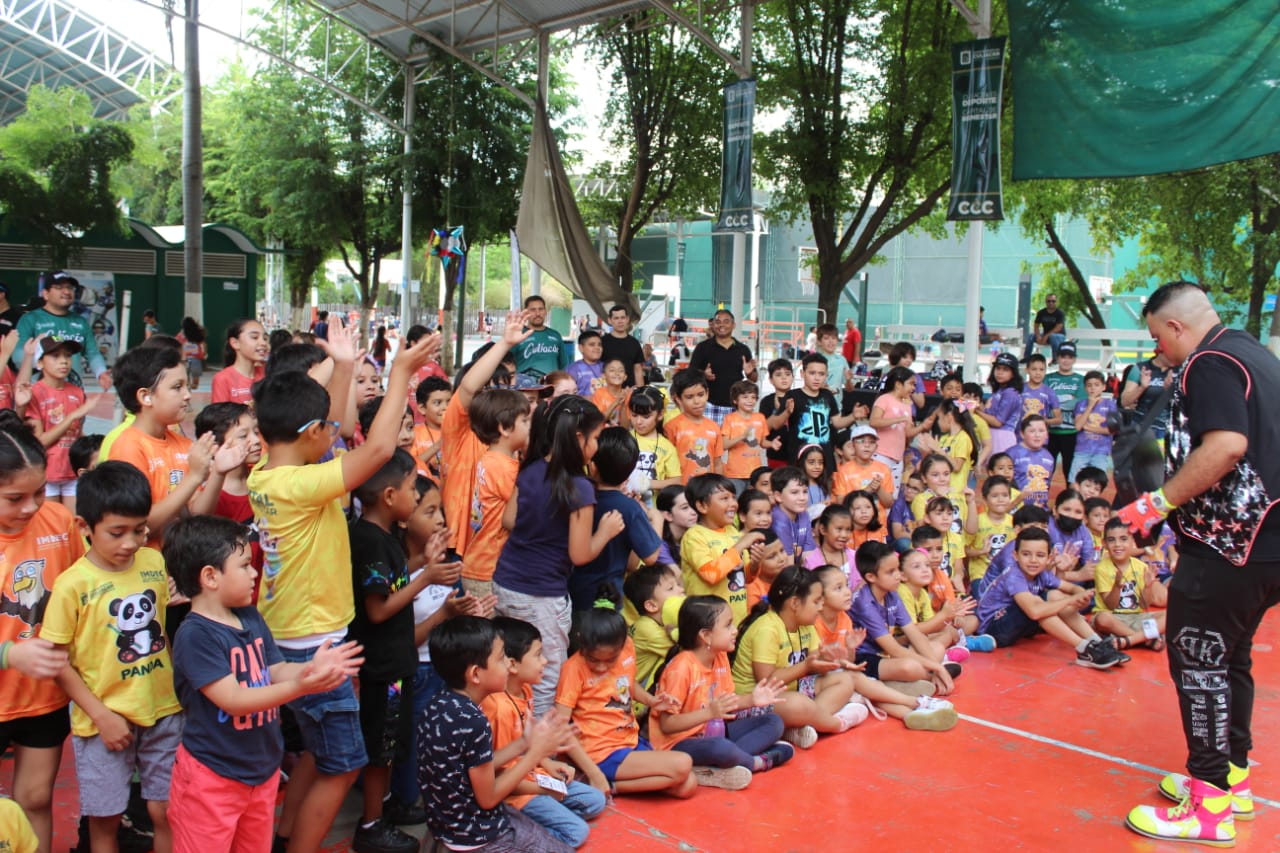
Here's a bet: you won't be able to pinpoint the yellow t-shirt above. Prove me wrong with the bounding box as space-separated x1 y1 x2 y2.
938 431 975 494
967 511 1014 580
39 549 180 737
248 457 353 640
0 798 38 853
898 583 935 629
731 610 818 694
911 489 969 537
96 413 135 462
629 614 673 691
680 525 748 625
972 415 990 448
1094 556 1149 614
630 429 681 491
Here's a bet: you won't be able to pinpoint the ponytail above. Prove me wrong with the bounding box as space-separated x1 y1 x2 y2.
529 395 605 515
0 410 46 481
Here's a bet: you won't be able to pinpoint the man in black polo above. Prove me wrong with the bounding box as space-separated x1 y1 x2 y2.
1024 294 1066 362
600 303 646 387
1121 282 1280 846
687 309 758 425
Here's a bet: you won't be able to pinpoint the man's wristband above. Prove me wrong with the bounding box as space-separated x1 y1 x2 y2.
1149 488 1178 515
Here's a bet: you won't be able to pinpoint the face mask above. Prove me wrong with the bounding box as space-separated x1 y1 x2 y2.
1056 515 1082 534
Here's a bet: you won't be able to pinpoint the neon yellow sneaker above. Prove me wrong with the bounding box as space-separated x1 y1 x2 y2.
1127 778 1236 847
1160 762 1254 820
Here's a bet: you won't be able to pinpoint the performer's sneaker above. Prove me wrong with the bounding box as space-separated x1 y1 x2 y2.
1126 778 1236 847
1160 763 1254 821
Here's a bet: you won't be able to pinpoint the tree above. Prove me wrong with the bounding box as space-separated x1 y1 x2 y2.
0 86 133 265
756 0 968 324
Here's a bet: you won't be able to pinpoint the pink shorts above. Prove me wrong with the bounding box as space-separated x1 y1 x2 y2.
168 745 278 853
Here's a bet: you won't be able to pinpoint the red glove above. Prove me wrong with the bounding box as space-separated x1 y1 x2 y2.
1117 489 1175 538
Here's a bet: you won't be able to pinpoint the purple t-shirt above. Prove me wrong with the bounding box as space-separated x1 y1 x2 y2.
1073 397 1117 455
888 495 914 532
1009 444 1055 508
566 360 603 396
850 583 911 656
986 387 1022 432
976 566 1062 632
1049 518 1094 570
984 541 1018 583
772 505 817 562
1020 384 1061 424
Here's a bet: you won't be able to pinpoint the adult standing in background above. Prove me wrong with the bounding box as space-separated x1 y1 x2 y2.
1024 294 1067 363
512 294 568 382
1043 341 1084 484
601 303 646 387
15 272 112 389
842 318 862 365
1119 282 1280 847
688 308 758 425
1120 345 1175 440
311 310 330 341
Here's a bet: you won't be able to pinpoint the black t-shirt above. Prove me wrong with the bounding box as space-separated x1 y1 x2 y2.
1034 308 1066 336
348 518 418 681
758 390 790 464
783 387 840 467
417 689 507 847
601 332 646 387
688 337 754 406
1123 359 1172 434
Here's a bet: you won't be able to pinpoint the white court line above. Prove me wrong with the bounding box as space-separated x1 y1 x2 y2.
960 713 1280 809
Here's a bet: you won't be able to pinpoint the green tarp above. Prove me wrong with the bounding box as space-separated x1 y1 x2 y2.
1009 1 1280 180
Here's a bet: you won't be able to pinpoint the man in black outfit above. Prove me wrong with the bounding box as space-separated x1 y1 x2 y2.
687 309 758 425
1024 294 1066 362
600 303 646 387
1121 282 1280 846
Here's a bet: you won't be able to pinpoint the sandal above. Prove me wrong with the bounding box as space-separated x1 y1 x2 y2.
1109 635 1133 651
1150 635 1166 652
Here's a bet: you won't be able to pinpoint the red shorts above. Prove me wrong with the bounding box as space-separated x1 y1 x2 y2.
168 745 278 853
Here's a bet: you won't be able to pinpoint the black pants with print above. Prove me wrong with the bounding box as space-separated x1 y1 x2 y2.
1166 550 1280 789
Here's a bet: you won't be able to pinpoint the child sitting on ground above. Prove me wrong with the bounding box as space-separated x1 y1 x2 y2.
624 564 684 693
1092 518 1167 652
897 548 990 657
966 475 1015 596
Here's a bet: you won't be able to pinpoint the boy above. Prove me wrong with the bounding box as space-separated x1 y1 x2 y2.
721 381 775 493
681 474 763 625
624 565 684 691
69 433 104 479
566 330 605 397
107 345 221 546
769 466 816 563
1008 414 1055 509
165 515 361 853
980 504 1052 591
1074 465 1109 500
888 471 924 551
411 377 451 481
248 328 437 853
782 354 857 466
482 618 608 849
974 527 1123 668
831 425 894 511
911 522 983 640
1083 497 1112 566
664 369 724 482
1019 353 1062 430
417 616 574 853
26 337 97 511
348 449 448 853
1092 517 1167 651
463 389 533 598
570 429 662 613
194 403 264 601
757 358 794 469
1043 342 1084 483
814 323 852 394
40 462 183 853
1070 370 1117 482
966 475 1015 594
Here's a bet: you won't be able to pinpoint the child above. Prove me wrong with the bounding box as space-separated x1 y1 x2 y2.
680 474 764 626
417 616 577 852
1008 414 1055 508
804 504 858 578
897 549 970 654
481 618 608 848
911 522 983 641
653 595 790 790
769 465 816 563
654 484 697 566
544 371 577 399
211 319 268 405
981 504 1052 588
567 330 605 397
748 465 773 494
870 365 932 491
40 463 182 853
815 323 852 393
911 454 980 548
1092 518 1167 651
782 354 857 469
966 475 1015 596
737 488 774 533
974 528 1124 668
142 310 160 339
664 370 724 482
757 358 794 469
69 433 103 478
832 425 894 512
176 317 207 391
249 329 437 853
193 403 264 600
797 444 832 514
624 564 684 691
556 604 697 798
1044 343 1084 482
1145 524 1179 583
731 567 862 748
493 396 622 715
722 381 775 493
1073 465 1109 500
1020 353 1062 429
627 386 681 501
590 359 629 427
165 516 360 853
1083 497 1112 565
25 337 96 511
1049 489 1095 585
570 428 663 612
960 382 992 462
411 376 451 481
842 490 887 550
744 530 790 610
463 389 533 598
1070 370 1117 482
888 471 924 551
978 352 1023 456
923 398 981 495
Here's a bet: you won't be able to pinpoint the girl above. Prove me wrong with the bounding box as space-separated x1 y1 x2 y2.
803 504 860 582
797 444 831 517
493 396 623 715
176 316 207 391
986 452 1023 505
978 352 1024 456
591 359 629 427
870 366 933 491
745 529 790 610
1009 414 1055 509
737 488 773 533
1049 489 1095 586
354 356 382 409
652 596 791 790
556 602 697 798
371 325 390 370
842 490 887 550
748 466 773 495
0 413 86 853
210 318 268 404
731 567 865 749
653 484 697 567
961 382 992 478
628 387 680 502
910 454 979 541
923 399 981 494
544 370 578 398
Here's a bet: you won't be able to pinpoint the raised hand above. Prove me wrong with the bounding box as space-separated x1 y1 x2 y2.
319 319 361 364
187 432 217 480
503 310 536 347
742 356 757 377
212 438 249 475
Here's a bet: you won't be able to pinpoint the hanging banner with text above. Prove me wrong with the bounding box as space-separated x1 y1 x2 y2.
715 79 756 232
947 37 1006 221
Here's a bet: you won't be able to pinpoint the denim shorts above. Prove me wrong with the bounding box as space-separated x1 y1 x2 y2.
281 644 367 775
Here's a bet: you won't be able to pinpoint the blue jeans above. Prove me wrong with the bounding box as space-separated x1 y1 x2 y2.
1024 332 1066 360
671 712 784 768
520 781 607 848
1069 450 1113 483
279 644 367 775
389 662 446 804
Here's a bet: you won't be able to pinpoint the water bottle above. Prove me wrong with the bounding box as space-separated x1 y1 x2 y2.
705 683 726 738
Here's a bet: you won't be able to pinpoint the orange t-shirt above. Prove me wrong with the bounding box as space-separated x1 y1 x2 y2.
746 576 772 611
815 609 854 650
849 527 887 550
721 411 769 479
107 425 194 547
410 422 443 482
463 450 519 582
0 500 85 722
555 638 640 763
652 649 735 750
210 364 264 405
479 683 539 808
591 386 628 426
664 413 724 483
832 458 893 507
441 394 485 554
927 566 957 613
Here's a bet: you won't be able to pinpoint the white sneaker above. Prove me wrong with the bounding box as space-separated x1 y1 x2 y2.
835 701 870 731
692 765 753 790
782 725 819 749
916 695 955 712
904 704 958 732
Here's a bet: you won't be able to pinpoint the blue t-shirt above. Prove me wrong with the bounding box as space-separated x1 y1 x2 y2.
771 504 817 562
417 689 507 848
1073 397 1117 455
849 584 911 657
172 609 285 786
493 459 595 597
1009 444 1055 508
569 489 663 611
977 566 1062 632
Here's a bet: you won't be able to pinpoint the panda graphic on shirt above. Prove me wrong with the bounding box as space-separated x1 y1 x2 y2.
109 589 166 663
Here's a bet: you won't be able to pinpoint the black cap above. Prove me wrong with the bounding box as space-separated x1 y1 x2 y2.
994 351 1020 370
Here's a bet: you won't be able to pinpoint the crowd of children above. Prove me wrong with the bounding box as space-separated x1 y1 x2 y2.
0 309 1180 853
